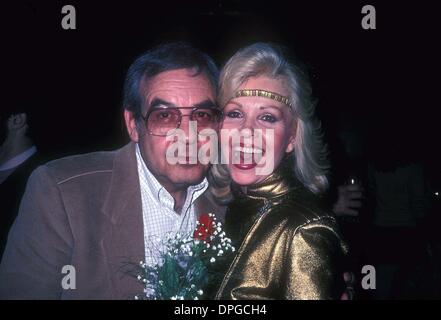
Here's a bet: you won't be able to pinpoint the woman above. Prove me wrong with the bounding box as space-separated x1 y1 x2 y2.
209 43 348 299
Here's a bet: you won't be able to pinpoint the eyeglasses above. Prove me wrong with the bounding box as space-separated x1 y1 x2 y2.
141 106 223 136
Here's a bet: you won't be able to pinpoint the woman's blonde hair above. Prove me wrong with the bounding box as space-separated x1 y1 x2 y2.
209 43 329 203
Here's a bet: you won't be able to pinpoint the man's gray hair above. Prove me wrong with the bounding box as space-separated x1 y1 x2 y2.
123 42 219 120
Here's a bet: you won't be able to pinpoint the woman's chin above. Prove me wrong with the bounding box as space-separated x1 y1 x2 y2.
230 167 269 186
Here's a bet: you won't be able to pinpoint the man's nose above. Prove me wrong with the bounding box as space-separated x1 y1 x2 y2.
179 115 198 144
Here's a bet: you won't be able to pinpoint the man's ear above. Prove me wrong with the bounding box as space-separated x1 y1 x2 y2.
124 109 139 142
8 113 27 131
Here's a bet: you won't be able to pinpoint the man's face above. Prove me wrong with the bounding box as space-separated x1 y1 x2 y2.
124 68 216 192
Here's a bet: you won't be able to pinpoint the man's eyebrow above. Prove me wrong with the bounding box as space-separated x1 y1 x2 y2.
149 98 216 109
149 98 177 109
194 100 217 109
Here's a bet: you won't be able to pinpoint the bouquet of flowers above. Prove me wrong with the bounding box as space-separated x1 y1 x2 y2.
134 213 235 300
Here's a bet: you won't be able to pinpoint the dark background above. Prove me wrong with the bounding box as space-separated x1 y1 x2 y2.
1 0 439 185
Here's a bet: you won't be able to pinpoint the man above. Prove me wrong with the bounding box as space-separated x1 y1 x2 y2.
0 107 45 259
0 42 224 299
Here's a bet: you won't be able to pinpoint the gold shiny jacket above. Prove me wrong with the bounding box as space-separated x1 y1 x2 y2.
215 163 348 300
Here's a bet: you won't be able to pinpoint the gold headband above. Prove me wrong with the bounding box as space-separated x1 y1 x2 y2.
234 89 293 108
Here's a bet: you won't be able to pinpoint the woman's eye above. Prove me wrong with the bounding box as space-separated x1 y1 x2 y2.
226 111 242 118
259 114 277 123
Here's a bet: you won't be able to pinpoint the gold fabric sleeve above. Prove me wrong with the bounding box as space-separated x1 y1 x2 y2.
285 219 346 299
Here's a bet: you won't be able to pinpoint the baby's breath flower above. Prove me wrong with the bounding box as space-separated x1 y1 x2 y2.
136 212 234 300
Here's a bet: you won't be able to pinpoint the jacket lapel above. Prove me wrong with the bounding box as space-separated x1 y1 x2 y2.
101 142 145 299
100 143 227 299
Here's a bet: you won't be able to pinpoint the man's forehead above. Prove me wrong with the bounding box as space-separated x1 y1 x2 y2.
141 68 215 106
146 69 213 89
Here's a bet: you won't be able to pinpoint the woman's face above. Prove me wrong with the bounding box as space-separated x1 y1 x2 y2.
221 76 296 186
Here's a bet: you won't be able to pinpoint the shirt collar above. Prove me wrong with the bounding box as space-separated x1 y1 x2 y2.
0 145 37 171
135 143 208 211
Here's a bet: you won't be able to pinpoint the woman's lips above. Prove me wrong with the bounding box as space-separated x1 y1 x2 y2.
233 163 258 170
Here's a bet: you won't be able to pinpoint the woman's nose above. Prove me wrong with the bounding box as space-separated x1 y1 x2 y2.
237 124 255 146
240 115 261 136
237 114 253 130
